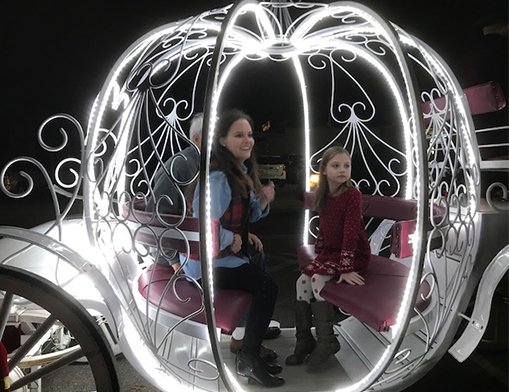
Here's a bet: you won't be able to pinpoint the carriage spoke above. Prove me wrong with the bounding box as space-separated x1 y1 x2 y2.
10 345 85 391
0 291 14 338
0 265 119 391
8 314 58 370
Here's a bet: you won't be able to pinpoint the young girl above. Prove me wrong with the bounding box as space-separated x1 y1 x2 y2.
286 146 370 367
183 109 284 387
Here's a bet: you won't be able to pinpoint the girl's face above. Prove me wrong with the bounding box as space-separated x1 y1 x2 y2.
220 118 254 163
323 152 351 190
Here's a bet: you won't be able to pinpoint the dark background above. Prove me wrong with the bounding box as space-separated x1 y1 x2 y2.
1 0 506 166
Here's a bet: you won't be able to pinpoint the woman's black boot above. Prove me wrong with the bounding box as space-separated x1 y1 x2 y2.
236 351 285 387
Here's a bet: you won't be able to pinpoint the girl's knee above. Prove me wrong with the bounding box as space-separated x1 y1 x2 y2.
296 274 313 302
310 274 332 296
297 273 311 286
296 275 312 293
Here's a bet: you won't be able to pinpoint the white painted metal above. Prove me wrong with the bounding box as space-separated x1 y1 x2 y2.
2 1 504 391
449 244 509 362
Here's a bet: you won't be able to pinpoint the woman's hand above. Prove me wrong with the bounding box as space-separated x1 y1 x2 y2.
230 233 242 254
262 181 276 202
260 180 276 210
337 271 365 285
248 232 263 251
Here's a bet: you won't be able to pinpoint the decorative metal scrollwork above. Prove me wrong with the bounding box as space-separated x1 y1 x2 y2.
2 2 488 392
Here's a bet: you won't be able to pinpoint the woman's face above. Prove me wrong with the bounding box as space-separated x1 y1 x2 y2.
220 118 255 164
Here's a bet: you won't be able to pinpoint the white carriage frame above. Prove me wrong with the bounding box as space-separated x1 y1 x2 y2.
2 1 502 392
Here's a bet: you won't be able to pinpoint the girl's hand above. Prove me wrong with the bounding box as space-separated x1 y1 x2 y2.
230 233 242 254
337 271 365 285
248 232 263 251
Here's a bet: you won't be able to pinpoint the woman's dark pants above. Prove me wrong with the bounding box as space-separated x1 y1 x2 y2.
214 263 278 356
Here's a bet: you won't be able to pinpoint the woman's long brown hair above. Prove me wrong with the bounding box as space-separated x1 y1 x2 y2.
186 109 262 205
314 146 353 213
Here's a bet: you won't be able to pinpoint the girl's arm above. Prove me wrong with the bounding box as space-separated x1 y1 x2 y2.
192 171 234 250
314 227 324 254
338 189 363 274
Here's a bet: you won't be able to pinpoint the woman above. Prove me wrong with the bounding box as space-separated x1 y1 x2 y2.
183 109 284 387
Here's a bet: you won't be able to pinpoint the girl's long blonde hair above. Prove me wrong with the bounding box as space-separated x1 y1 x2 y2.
314 146 353 212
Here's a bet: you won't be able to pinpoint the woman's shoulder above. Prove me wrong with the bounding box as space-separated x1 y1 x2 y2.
209 170 227 181
209 170 231 192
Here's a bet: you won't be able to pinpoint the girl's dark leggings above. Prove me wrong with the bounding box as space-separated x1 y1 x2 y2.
214 263 278 356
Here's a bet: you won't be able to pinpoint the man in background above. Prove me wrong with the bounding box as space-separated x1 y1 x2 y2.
148 113 203 215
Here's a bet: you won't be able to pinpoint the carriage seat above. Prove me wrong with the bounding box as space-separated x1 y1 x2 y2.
299 192 441 332
123 200 252 335
138 263 251 335
422 81 508 169
298 246 430 332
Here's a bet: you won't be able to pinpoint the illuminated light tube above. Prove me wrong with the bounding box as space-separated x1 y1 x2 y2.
399 33 480 212
287 5 426 392
299 38 412 197
202 1 279 305
84 16 220 223
200 3 274 392
292 55 312 245
296 41 417 391
82 2 437 391
118 308 184 391
287 6 414 199
85 25 179 244
240 3 277 45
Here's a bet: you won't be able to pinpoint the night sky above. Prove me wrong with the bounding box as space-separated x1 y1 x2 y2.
1 0 506 167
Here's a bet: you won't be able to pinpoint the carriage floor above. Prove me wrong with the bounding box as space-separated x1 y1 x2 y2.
219 328 351 392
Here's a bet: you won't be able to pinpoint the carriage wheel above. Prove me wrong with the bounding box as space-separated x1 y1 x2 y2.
0 265 119 392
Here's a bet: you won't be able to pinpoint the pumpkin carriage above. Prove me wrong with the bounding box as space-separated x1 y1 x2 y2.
0 1 507 391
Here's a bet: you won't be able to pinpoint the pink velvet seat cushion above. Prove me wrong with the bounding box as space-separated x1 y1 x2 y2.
297 244 319 270
138 263 252 335
297 245 430 332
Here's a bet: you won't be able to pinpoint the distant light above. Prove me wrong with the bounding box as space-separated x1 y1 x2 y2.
262 120 271 132
309 174 320 189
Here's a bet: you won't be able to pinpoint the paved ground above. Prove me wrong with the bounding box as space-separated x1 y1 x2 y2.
41 336 508 392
